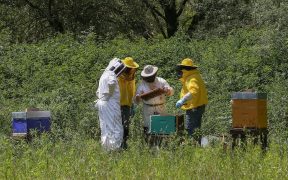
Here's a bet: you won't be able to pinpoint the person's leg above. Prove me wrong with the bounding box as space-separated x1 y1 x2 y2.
121 106 131 149
143 126 149 144
186 105 205 144
186 109 199 136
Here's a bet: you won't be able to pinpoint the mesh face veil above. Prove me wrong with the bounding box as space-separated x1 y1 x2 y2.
176 66 183 79
177 70 183 79
176 66 196 79
109 59 127 77
142 74 157 83
122 68 136 80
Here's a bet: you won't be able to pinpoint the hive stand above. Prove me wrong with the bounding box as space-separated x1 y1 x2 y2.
147 114 184 147
230 128 268 150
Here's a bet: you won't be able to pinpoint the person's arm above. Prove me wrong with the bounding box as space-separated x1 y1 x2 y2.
176 92 192 108
160 78 174 96
134 84 143 104
163 86 174 96
102 73 117 101
176 79 198 108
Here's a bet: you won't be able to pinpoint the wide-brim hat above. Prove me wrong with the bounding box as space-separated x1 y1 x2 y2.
177 58 198 68
141 65 158 77
121 57 139 69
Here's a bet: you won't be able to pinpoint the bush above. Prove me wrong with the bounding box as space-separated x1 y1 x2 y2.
1 28 288 139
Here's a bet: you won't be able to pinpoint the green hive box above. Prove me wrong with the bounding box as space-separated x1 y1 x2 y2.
149 115 176 134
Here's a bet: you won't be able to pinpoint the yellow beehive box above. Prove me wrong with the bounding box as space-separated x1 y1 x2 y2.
232 92 267 128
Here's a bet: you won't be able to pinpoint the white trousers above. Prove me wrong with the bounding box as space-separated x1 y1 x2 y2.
97 100 123 151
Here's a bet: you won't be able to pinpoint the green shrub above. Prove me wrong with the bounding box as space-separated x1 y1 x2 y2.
1 28 288 139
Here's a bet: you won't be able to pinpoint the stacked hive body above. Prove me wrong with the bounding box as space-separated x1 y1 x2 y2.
12 111 51 138
12 112 27 137
149 114 184 135
232 92 267 128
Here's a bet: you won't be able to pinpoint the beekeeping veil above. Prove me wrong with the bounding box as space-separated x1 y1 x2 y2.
106 58 127 77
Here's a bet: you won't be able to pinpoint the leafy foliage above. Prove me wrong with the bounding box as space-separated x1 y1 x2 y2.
1 28 288 138
1 0 288 41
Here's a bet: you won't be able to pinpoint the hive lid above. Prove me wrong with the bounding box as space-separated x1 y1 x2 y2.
231 92 267 99
12 112 27 119
26 111 51 118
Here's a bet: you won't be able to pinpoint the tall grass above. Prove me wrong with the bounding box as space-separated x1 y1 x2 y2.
0 134 288 179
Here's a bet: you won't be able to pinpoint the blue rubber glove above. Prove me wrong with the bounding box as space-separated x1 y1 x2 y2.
176 99 185 108
130 104 135 117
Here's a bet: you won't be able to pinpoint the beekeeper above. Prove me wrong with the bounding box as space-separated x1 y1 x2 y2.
118 57 139 149
135 65 174 135
175 58 208 143
95 58 126 151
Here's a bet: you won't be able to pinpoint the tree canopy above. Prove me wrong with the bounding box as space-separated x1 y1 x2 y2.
0 0 288 42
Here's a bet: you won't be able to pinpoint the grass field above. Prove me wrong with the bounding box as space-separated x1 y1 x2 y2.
1 133 287 179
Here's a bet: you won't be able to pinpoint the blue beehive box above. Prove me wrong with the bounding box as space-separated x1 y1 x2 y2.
12 112 27 137
26 111 51 133
12 111 51 137
149 115 176 135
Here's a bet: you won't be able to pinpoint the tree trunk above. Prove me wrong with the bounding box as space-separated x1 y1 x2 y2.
163 1 178 37
187 11 205 36
144 0 188 38
49 17 65 33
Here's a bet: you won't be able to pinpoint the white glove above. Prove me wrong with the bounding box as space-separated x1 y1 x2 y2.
101 93 110 101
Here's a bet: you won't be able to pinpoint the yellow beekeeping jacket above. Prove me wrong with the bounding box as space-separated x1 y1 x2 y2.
179 69 208 110
118 76 136 107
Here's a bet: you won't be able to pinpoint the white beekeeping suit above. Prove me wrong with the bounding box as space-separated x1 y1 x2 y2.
96 58 124 151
